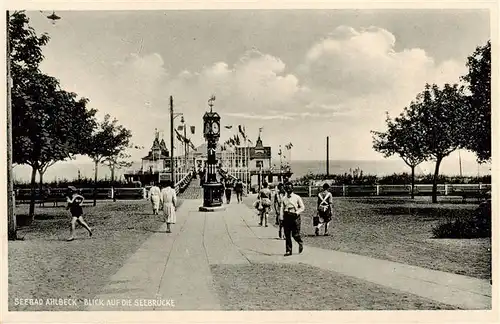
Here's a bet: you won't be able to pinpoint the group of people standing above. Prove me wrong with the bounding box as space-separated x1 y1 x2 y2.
257 181 334 256
148 181 178 233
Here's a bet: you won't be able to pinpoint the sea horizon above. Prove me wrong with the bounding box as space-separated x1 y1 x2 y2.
12 158 491 184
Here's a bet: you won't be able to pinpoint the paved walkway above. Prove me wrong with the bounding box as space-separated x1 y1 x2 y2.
88 192 492 310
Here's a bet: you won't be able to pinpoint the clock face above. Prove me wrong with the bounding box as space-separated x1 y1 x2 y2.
211 122 219 134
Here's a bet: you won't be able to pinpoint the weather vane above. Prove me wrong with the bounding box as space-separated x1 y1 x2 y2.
208 95 216 112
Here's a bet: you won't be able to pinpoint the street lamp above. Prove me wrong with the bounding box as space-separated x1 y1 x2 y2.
169 96 183 185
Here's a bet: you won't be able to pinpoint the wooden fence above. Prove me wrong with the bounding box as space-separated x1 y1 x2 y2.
294 183 491 200
15 172 194 205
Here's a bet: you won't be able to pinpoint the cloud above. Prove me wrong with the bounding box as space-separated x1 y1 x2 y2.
297 26 466 120
225 112 293 120
38 25 467 164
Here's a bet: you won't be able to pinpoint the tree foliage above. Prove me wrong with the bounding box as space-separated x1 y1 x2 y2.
410 83 467 202
8 11 49 74
86 115 132 164
85 115 132 205
372 105 428 198
461 40 491 162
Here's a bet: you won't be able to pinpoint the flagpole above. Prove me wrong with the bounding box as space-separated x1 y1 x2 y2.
458 149 463 178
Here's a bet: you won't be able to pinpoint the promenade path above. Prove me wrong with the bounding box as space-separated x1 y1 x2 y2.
88 183 492 310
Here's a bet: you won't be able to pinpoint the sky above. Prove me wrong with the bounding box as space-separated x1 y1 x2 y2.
13 9 492 181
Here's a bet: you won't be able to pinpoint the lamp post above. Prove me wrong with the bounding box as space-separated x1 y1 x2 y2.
169 96 183 184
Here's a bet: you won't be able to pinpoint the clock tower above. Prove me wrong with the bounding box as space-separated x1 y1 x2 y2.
199 96 224 210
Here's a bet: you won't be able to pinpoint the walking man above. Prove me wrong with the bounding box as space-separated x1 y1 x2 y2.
280 182 305 256
234 179 244 203
224 179 233 204
315 183 333 236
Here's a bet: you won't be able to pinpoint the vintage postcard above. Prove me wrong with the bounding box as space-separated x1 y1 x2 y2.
1 1 498 323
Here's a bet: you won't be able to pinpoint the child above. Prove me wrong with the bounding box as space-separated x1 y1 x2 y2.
66 186 92 241
315 183 333 236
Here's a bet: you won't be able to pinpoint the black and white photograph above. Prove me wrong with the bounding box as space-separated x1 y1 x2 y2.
2 2 497 322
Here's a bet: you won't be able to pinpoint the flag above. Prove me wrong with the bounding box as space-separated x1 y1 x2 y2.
259 127 263 132
238 125 246 139
247 139 253 145
225 125 232 129
190 126 195 134
177 125 184 131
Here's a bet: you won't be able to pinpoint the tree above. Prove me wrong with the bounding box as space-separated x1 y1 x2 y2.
10 12 97 218
12 71 97 218
372 107 428 199
85 115 132 206
412 83 467 203
461 40 491 162
35 93 97 195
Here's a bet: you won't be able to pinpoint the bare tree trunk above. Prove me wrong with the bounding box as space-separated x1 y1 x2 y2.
39 170 45 206
410 165 415 199
93 160 98 206
111 164 116 202
432 158 443 203
28 165 37 219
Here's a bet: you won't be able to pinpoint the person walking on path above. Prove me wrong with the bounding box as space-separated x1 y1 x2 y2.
224 179 233 204
258 181 272 227
273 182 286 239
149 182 161 215
199 167 205 186
160 180 177 233
66 186 92 241
280 182 305 256
315 183 333 236
234 179 244 203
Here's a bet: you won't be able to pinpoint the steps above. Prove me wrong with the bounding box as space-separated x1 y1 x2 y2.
180 181 203 199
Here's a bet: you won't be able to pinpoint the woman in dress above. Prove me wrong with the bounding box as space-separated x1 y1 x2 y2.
149 181 161 215
258 181 272 227
160 180 177 233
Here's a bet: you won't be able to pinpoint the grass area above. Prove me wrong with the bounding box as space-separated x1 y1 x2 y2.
244 195 491 279
211 263 458 310
8 199 181 311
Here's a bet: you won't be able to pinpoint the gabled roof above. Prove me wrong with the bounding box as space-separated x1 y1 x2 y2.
151 138 162 151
